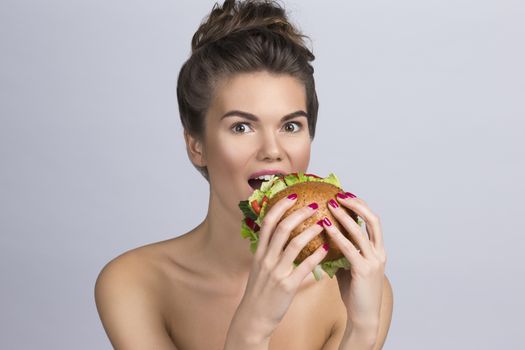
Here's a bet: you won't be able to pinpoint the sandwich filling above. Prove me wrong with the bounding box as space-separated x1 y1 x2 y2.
238 172 364 280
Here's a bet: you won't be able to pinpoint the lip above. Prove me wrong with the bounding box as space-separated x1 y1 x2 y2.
248 169 287 180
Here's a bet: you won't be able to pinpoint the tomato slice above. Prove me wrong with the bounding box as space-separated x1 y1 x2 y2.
305 173 321 178
251 199 261 215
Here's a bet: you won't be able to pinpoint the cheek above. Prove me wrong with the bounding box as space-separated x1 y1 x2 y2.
206 135 249 172
289 138 311 167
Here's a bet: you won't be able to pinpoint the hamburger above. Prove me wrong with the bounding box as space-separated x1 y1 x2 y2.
238 172 364 280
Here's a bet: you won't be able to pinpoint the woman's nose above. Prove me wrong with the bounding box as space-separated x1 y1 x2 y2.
256 131 283 161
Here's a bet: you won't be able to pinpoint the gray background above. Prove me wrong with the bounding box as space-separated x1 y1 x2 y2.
1 0 524 349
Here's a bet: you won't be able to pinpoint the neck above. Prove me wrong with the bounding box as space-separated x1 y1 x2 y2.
194 188 254 280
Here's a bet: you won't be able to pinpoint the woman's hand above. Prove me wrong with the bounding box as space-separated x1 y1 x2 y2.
324 192 387 339
226 194 328 347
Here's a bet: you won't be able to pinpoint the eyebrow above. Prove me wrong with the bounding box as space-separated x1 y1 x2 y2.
220 110 309 122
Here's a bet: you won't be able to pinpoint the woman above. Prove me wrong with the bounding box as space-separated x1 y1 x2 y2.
95 1 393 349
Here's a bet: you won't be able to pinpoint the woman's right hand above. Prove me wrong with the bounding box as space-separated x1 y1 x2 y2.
226 193 329 347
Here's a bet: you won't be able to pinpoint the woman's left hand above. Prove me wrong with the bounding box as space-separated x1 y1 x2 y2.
324 192 387 336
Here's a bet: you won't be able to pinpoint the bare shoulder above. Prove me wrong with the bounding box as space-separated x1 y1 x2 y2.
94 239 183 349
375 275 394 349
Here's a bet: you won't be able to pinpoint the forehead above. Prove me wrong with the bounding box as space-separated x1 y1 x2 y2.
209 71 307 115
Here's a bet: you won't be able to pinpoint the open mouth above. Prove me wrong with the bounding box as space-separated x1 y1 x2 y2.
248 179 265 191
247 173 284 191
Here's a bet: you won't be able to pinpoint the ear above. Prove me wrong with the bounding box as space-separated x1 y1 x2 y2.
184 130 207 167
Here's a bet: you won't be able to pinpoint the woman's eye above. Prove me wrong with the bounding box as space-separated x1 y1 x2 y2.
231 122 253 134
283 121 302 133
231 121 303 134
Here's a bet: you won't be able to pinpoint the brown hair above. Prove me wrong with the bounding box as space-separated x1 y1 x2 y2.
177 0 319 181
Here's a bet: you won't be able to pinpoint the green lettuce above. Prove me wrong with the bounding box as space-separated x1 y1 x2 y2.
320 256 352 278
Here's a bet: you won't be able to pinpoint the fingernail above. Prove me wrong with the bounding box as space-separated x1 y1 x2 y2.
323 217 332 227
337 192 348 199
345 192 357 198
287 193 297 200
322 243 330 251
328 199 339 208
316 219 324 227
308 202 318 210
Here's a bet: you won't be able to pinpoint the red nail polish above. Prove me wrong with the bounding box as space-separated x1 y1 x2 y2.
316 219 324 227
322 243 330 251
337 192 348 199
323 217 332 227
345 192 357 198
308 202 318 210
328 199 339 208
287 193 297 200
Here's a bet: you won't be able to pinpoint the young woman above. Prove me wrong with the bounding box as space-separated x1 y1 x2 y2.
95 1 393 349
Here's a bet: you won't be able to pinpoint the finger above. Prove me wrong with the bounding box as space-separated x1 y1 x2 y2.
326 198 373 258
265 202 319 263
289 244 329 286
276 220 324 273
336 193 384 251
255 193 300 261
321 216 364 270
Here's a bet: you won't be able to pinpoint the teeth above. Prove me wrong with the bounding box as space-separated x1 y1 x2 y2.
255 174 274 181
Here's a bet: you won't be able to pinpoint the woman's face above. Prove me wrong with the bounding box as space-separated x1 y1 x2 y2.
199 71 312 208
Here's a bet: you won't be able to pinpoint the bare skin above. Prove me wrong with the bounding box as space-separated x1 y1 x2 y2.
95 72 393 349
96 223 392 349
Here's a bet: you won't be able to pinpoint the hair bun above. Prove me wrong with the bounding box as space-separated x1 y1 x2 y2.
191 0 309 53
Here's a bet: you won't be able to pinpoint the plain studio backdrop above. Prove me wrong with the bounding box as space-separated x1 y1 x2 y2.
1 0 524 349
